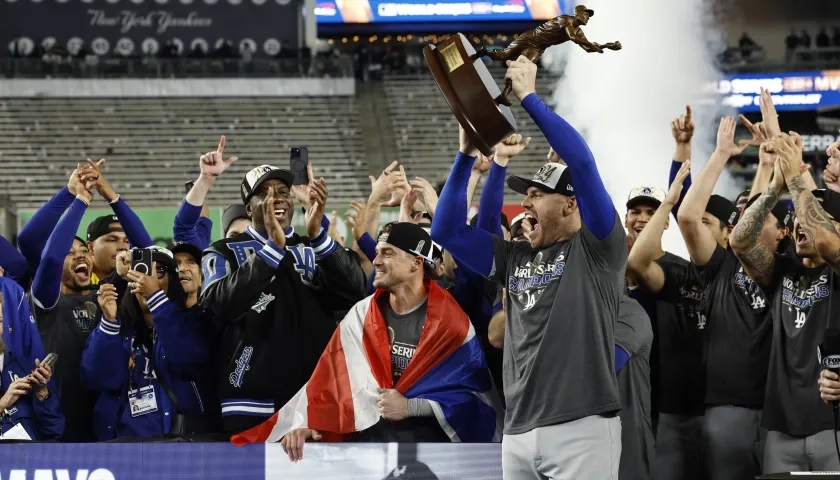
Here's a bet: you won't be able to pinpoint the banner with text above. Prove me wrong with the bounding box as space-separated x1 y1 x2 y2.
0 442 504 480
713 70 840 112
315 0 569 23
1 0 300 59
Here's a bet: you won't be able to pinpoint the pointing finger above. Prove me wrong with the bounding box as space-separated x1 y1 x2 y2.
217 135 226 154
685 105 692 123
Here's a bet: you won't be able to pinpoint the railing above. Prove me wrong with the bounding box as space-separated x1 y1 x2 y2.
0 57 354 79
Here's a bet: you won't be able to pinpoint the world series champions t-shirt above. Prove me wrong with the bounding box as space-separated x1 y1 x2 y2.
696 246 772 407
650 252 706 416
764 256 839 436
380 295 427 387
488 213 625 434
31 293 101 442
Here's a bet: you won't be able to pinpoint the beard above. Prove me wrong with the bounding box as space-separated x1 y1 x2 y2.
64 278 90 293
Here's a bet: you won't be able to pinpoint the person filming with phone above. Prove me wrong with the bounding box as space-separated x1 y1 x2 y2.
0 294 64 441
81 246 211 440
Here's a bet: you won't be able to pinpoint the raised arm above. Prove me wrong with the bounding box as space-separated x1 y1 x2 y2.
477 134 530 237
18 169 80 273
677 117 745 265
730 158 785 287
82 159 153 248
0 235 29 287
628 162 691 292
31 195 90 311
755 89 817 191
506 57 615 239
430 129 495 278
669 106 694 218
177 136 237 249
775 134 840 274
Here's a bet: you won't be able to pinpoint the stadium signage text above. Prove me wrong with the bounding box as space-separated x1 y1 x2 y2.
88 9 213 35
0 470 115 480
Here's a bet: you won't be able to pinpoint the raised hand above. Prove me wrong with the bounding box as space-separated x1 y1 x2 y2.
67 164 84 196
472 154 493 175
345 201 367 241
399 189 419 223
758 88 781 138
671 106 695 145
459 125 479 157
200 135 238 180
738 114 767 148
262 189 286 248
305 164 328 238
494 133 532 166
769 132 806 182
665 160 691 205
126 262 161 298
715 116 748 157
97 283 119 322
81 158 116 202
369 161 408 207
824 157 840 193
827 140 840 161
409 177 438 217
115 251 131 279
504 56 538 101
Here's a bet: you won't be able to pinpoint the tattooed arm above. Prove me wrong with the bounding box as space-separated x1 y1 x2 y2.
775 133 840 273
730 183 781 287
788 174 840 273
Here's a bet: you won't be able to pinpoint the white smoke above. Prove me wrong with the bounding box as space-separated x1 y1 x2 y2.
541 0 735 259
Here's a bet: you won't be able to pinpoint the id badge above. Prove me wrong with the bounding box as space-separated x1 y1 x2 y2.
128 385 158 417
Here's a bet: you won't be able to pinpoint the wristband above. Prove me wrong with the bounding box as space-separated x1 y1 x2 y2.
75 195 90 206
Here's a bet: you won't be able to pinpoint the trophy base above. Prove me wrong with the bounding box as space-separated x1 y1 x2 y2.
424 34 517 157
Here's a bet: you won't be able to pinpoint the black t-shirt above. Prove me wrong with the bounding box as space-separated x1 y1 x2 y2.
652 252 706 416
31 293 100 442
763 256 838 436
380 296 427 387
696 246 772 407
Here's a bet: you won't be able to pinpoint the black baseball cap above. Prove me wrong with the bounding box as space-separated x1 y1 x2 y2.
240 165 294 205
222 204 249 234
169 242 203 264
87 215 122 242
508 163 574 197
626 185 666 210
575 4 595 16
812 189 840 222
745 194 793 229
705 194 739 226
735 190 751 203
377 222 440 279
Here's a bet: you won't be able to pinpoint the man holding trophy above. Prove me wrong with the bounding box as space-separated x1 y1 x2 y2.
431 10 626 478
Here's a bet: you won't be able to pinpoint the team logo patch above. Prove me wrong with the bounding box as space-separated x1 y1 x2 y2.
229 346 254 388
251 292 275 313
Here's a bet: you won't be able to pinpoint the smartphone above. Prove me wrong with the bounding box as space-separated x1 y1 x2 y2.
184 181 194 194
290 147 309 186
42 353 59 369
131 248 153 276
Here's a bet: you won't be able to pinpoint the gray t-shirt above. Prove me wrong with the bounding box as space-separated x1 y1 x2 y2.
616 295 654 480
489 214 626 434
380 296 427 387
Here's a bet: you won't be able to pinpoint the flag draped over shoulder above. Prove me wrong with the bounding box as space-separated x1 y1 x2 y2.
231 281 501 446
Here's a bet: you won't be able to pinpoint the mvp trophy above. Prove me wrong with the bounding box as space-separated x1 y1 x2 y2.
424 5 621 156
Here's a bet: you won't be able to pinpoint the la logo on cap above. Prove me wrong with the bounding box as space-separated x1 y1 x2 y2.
246 165 274 187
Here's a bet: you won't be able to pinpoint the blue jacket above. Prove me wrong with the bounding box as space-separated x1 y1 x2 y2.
0 277 45 361
0 352 64 440
80 290 210 440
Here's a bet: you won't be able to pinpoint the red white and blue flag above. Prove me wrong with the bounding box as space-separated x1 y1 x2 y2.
231 281 502 445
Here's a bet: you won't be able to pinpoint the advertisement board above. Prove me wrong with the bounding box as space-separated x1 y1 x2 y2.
715 70 840 113
314 0 568 23
0 442 503 480
2 0 300 59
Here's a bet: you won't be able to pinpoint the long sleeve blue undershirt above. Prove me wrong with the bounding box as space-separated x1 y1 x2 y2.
615 345 629 372
18 187 75 274
668 160 693 219
110 197 153 248
432 93 615 277
0 235 29 287
520 93 615 240
476 162 506 238
173 200 211 250
32 198 89 309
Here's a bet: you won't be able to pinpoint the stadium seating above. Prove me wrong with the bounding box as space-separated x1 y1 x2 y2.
384 66 561 200
0 96 368 209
